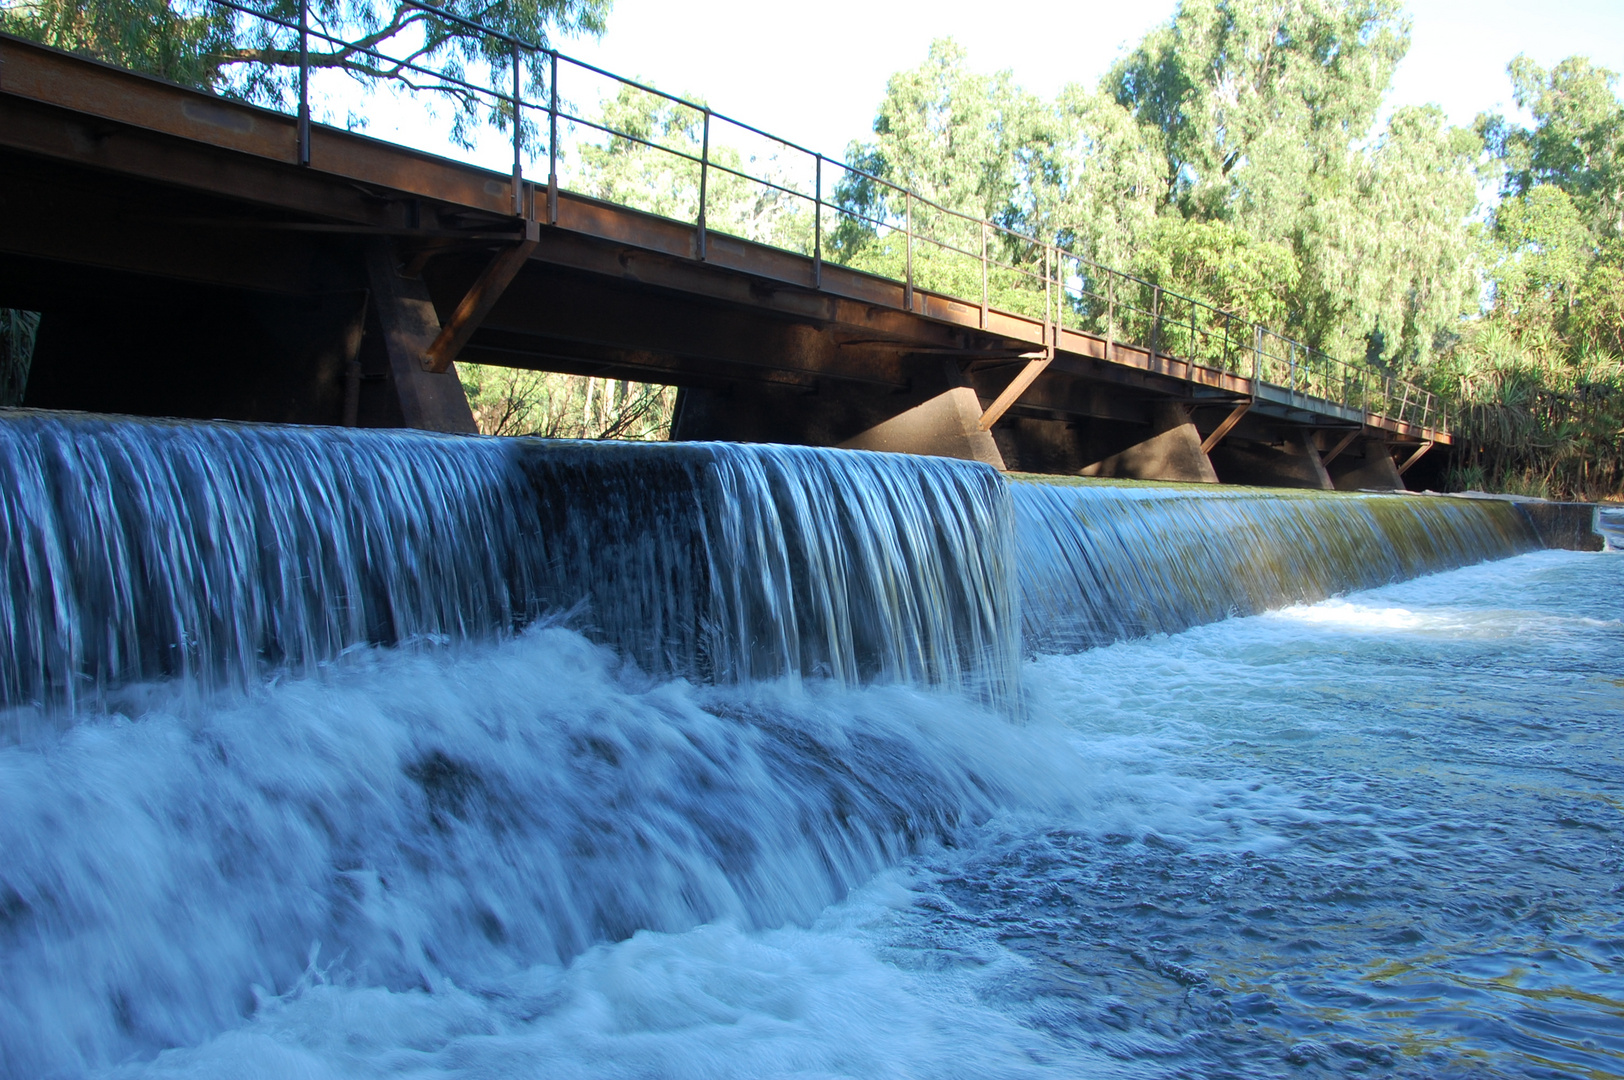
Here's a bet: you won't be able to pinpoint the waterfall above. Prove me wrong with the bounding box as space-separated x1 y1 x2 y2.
0 411 1604 1077
0 412 1569 713
1012 479 1539 654
0 413 1019 714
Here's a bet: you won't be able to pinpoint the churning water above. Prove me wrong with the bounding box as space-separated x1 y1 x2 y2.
0 414 1616 1078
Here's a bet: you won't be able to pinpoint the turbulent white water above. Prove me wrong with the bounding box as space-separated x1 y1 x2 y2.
3 550 1616 1078
0 414 1614 1078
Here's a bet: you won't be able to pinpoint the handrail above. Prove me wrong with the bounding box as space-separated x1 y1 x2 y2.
203 0 1448 438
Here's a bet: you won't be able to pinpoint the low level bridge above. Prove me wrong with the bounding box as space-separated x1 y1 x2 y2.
0 20 1449 489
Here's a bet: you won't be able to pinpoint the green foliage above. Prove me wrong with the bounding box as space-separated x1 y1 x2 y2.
0 0 608 142
833 4 1478 376
458 364 675 440
572 84 813 253
834 3 1618 497
1131 217 1298 329
1107 0 1409 229
0 0 232 86
1488 55 1624 242
1445 55 1624 498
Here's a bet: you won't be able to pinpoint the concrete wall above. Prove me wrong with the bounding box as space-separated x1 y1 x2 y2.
1208 430 1333 489
1513 501 1605 551
1078 402 1218 483
672 375 1005 469
1326 438 1404 491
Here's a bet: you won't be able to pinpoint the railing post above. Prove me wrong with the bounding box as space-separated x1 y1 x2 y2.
1106 272 1115 351
1043 243 1051 353
696 107 710 261
510 40 523 217
813 154 822 288
547 52 559 225
979 220 988 329
1151 284 1162 360
1054 247 1063 355
1289 341 1297 395
1252 324 1262 385
297 0 310 166
904 190 913 312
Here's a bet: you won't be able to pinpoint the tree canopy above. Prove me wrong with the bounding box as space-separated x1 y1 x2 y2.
0 0 607 139
822 1 1620 497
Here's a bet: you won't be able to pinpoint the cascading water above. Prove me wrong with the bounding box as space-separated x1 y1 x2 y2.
0 410 1616 1080
0 412 1018 713
1011 479 1540 653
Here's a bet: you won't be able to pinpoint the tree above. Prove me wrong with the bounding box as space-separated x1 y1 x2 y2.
835 4 1480 378
1447 55 1624 498
572 83 814 253
0 0 609 143
1487 56 1624 242
458 364 676 440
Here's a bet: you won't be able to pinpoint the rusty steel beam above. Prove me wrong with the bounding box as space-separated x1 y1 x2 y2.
422 224 539 372
1319 429 1361 468
1396 440 1435 477
976 351 1053 432
1199 400 1252 454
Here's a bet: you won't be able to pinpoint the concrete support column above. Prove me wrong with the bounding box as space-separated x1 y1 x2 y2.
837 386 1003 467
1079 401 1219 483
671 381 1005 468
1328 438 1405 491
1208 429 1335 489
362 241 477 434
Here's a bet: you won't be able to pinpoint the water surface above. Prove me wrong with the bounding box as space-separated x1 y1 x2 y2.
3 548 1617 1078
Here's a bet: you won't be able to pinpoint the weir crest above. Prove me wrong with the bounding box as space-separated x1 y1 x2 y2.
0 411 1547 713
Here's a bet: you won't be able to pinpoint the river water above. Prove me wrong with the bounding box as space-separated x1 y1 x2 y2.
1 548 1616 1078
0 417 1617 1078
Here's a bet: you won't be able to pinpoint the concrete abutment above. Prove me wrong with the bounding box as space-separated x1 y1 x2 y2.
671 380 1005 469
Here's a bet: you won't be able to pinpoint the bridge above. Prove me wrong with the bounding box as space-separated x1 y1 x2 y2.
0 13 1450 490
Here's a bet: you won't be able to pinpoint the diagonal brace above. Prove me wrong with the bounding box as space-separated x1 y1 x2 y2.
1199 399 1252 454
1396 440 1434 476
1319 429 1360 467
422 221 540 372
976 350 1052 431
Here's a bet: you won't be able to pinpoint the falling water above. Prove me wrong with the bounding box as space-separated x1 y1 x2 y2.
0 411 1615 1079
0 412 1017 713
1012 479 1540 653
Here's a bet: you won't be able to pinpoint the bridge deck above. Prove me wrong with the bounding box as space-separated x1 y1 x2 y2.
0 33 1448 488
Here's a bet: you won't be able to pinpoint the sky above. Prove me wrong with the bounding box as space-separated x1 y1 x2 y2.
348 0 1624 184
547 0 1624 162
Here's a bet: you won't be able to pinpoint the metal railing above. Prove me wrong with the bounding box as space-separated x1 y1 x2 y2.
210 0 1448 437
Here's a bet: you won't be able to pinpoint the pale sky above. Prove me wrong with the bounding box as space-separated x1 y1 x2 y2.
348 0 1624 181
553 0 1624 161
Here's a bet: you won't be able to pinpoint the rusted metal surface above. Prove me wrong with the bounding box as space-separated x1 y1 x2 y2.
1200 401 1252 454
1320 429 1362 468
0 30 1454 447
977 353 1053 432
422 225 540 372
1397 440 1435 477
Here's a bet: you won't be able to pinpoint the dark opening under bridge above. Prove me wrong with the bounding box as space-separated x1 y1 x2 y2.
0 13 1450 489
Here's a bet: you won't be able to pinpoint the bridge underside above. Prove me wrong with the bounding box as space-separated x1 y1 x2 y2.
0 34 1448 490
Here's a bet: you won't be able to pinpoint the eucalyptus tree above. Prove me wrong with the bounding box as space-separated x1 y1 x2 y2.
1105 0 1479 368
1446 55 1624 497
0 0 608 142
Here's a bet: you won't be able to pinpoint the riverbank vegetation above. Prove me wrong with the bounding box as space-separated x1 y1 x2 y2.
816 4 1622 498
3 0 1619 494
